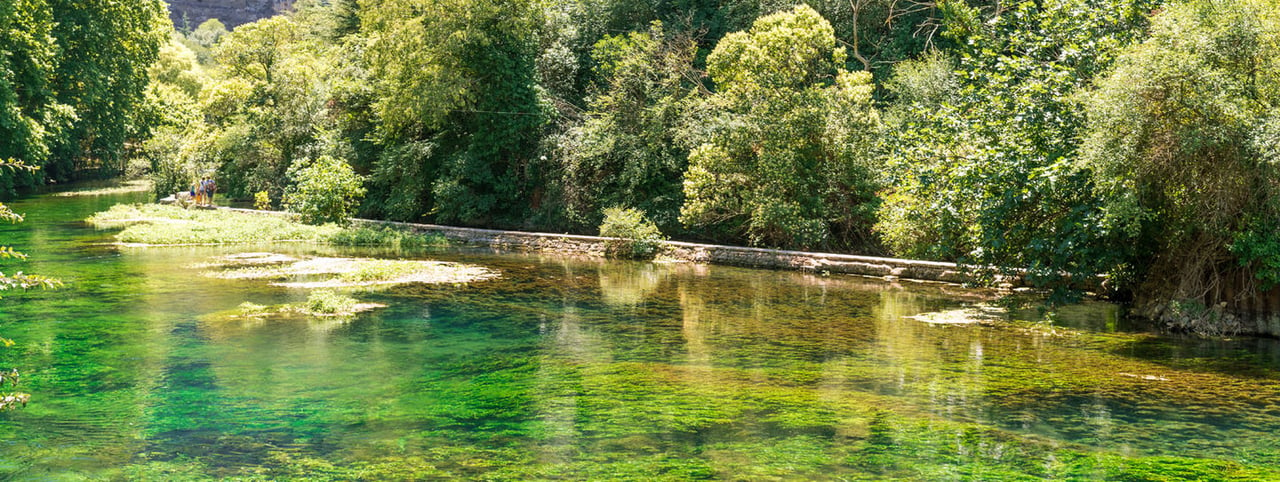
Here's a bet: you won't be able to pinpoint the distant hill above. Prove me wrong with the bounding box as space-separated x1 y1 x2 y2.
167 0 294 30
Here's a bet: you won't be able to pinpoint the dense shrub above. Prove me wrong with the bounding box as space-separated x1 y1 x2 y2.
599 207 664 259
1080 0 1280 318
304 289 357 315
254 191 272 211
680 6 882 251
284 155 367 225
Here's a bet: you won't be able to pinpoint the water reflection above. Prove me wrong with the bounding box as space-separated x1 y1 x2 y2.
1 190 1280 478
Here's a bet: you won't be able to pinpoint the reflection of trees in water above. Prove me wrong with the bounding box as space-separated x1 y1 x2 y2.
597 262 671 307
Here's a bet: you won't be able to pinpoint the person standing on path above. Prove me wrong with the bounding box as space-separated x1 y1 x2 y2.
206 176 217 206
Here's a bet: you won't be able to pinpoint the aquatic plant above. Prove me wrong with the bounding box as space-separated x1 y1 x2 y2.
329 226 447 250
303 290 358 315
86 203 445 249
204 253 495 288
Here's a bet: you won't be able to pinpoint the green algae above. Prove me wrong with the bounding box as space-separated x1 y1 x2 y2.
3 188 1280 479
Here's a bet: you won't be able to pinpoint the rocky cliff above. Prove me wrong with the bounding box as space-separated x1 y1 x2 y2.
167 0 294 29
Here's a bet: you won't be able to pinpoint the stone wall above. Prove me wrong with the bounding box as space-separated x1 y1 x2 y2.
167 0 294 29
341 218 976 285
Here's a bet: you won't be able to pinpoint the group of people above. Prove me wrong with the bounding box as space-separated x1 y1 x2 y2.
190 176 217 206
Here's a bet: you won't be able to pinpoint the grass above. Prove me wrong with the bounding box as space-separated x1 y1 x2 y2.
330 226 448 250
87 203 446 248
304 290 359 315
212 293 380 320
203 253 497 289
53 179 152 197
339 259 434 283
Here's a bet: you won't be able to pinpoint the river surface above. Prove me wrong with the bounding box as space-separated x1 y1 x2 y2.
1 187 1279 480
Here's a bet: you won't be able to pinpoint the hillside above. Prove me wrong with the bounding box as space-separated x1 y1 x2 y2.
167 0 293 29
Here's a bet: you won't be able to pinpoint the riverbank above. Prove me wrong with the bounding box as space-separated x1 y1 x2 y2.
7 190 1280 479
195 206 987 287
197 205 1280 338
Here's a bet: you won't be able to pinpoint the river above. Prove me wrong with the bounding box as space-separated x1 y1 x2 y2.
1 186 1278 479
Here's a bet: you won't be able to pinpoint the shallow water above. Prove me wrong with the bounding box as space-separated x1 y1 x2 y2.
1 188 1279 480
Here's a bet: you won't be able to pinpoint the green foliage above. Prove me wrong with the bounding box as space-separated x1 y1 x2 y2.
0 0 65 193
599 207 664 259
284 155 368 225
0 0 169 190
1080 0 1280 310
681 6 882 251
328 226 447 250
559 23 698 233
362 0 547 226
45 0 170 178
205 15 332 200
877 0 1161 299
339 260 427 283
254 191 273 211
304 289 358 315
183 19 228 65
149 37 205 98
87 203 342 245
144 126 213 201
87 203 450 253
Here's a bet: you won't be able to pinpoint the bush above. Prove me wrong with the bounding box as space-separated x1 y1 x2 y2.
284 155 367 225
328 226 447 250
145 126 211 200
254 191 272 211
304 289 357 315
599 207 664 259
1079 0 1280 310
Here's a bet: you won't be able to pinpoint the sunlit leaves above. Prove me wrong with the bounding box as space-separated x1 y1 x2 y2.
1081 0 1280 304
559 23 699 231
284 154 368 225
681 6 882 251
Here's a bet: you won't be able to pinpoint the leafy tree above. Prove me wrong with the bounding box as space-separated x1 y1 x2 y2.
877 0 1161 298
284 154 368 225
559 22 699 232
182 18 229 65
1080 0 1280 314
206 15 331 201
150 37 206 99
680 5 882 250
362 0 546 226
46 0 170 178
0 0 66 195
139 37 208 199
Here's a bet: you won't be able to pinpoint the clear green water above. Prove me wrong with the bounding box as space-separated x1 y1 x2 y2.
2 188 1280 480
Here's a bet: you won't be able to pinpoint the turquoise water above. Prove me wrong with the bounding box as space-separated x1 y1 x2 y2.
1 187 1279 480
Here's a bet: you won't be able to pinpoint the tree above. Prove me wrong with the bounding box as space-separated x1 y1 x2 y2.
362 0 546 226
284 154 368 225
680 5 882 250
207 15 331 201
46 0 170 178
0 0 66 195
876 0 1161 298
558 22 699 232
183 18 229 65
1080 0 1280 317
